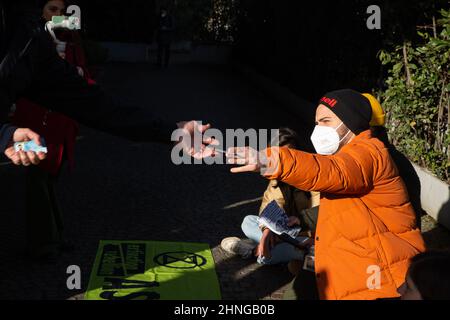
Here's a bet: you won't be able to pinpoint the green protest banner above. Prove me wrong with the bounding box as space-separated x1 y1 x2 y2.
85 240 221 300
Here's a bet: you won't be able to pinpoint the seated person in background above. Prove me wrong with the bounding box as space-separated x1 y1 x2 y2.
398 250 450 300
221 127 320 265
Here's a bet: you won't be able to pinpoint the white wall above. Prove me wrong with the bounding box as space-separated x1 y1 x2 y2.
412 163 450 230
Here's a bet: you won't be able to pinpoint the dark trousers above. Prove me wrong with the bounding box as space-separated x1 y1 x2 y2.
157 41 171 67
26 165 63 256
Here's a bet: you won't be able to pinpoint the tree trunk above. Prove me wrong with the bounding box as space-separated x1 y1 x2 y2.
403 44 413 87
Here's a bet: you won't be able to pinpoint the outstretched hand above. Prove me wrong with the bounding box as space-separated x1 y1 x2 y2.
176 121 218 160
226 146 262 173
4 128 47 166
226 146 280 176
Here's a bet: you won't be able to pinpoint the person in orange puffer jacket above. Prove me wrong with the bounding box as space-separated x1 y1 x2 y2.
226 89 426 300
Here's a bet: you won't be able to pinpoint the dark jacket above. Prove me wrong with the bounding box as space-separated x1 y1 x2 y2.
0 0 174 153
156 14 175 44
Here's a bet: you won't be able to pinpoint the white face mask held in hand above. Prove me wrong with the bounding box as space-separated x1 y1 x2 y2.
310 122 351 155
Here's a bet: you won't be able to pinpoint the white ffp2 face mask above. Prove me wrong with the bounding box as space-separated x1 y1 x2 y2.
310 122 350 155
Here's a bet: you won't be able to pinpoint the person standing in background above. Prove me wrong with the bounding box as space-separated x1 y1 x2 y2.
156 6 175 68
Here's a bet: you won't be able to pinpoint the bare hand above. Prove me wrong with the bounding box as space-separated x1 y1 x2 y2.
176 121 218 160
226 146 280 176
4 128 46 166
226 146 262 173
76 66 84 77
255 229 279 259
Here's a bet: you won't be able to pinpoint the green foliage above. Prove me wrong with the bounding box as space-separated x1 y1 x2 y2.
234 0 448 101
379 9 450 182
75 0 239 43
173 0 240 43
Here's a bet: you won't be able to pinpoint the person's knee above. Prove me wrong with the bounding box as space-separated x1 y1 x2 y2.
241 215 258 234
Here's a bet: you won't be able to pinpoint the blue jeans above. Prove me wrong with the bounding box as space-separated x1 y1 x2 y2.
241 215 307 265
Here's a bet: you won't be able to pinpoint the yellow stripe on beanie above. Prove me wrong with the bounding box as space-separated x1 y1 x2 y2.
363 93 386 127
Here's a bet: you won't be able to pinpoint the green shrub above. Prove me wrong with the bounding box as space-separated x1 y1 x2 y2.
378 9 450 183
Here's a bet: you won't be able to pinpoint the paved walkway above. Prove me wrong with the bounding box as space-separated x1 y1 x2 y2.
1 61 449 300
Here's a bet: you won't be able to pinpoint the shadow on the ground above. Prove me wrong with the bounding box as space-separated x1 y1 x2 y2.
422 216 450 251
437 198 450 233
215 253 294 300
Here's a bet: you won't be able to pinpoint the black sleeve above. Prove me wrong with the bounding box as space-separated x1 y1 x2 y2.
0 88 16 152
0 123 16 152
169 16 176 31
13 26 176 144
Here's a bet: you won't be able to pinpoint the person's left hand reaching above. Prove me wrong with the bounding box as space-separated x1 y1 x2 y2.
176 121 218 160
4 128 47 166
226 146 280 176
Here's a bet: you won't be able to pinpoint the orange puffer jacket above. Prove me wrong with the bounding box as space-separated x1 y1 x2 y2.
266 130 425 300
